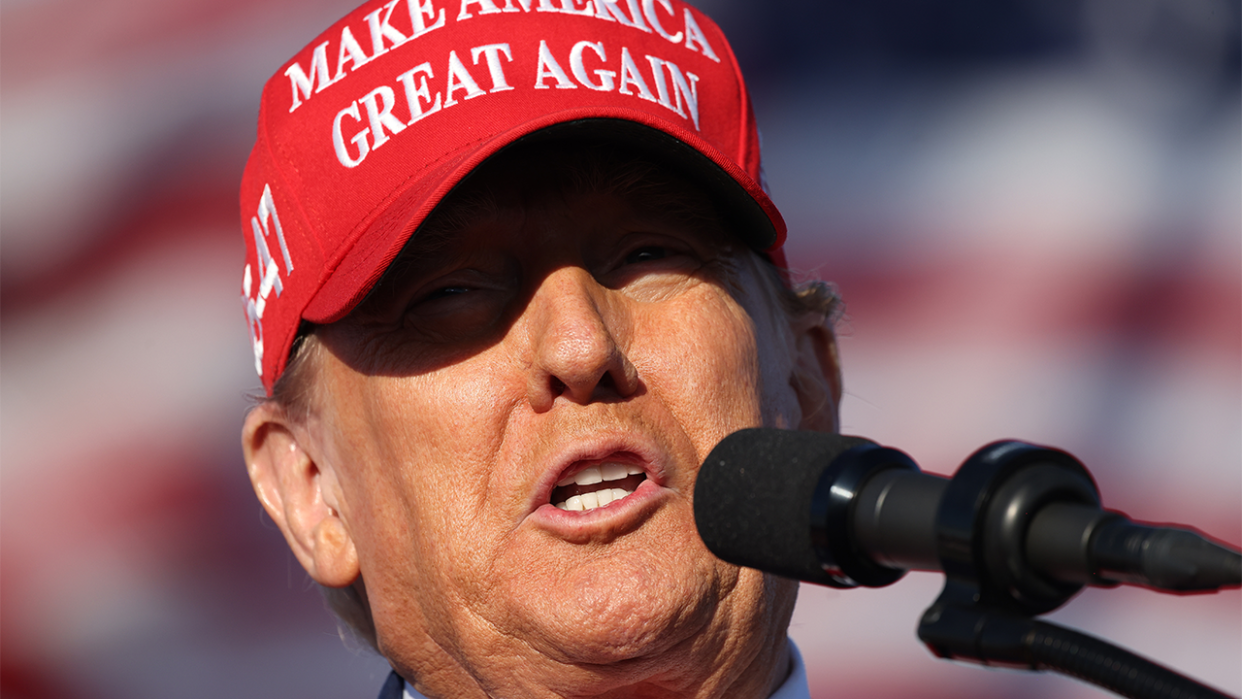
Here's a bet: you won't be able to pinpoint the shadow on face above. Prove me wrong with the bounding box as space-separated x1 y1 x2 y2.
315 140 755 381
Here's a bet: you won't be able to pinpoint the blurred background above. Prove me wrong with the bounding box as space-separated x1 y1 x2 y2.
2 0 1238 697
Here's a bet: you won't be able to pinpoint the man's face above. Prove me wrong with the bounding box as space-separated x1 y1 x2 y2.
289 150 833 695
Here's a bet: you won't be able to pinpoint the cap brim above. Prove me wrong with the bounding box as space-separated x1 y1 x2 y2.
303 110 786 325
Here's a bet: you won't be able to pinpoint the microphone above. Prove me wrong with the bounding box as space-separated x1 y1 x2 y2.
693 428 1241 596
694 428 1242 699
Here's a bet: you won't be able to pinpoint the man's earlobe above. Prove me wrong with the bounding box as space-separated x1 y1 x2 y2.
242 403 360 587
789 318 843 433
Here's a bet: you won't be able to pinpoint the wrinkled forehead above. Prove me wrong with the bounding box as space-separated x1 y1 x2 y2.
371 139 742 280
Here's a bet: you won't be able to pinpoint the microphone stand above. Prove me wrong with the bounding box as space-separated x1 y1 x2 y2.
906 441 1235 699
921 606 1226 699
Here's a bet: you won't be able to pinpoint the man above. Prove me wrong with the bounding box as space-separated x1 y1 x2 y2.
238 1 842 696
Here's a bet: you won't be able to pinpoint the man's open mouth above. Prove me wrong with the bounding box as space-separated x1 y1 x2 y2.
551 463 648 512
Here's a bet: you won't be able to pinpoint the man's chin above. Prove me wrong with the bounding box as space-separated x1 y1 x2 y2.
460 563 793 699
497 550 728 667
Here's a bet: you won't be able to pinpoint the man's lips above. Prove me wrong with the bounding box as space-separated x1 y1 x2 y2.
527 438 669 529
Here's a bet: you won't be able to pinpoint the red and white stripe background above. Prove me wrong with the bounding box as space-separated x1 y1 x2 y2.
2 1 1237 697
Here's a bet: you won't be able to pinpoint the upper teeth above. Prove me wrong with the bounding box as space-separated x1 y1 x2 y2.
554 463 645 512
556 463 643 488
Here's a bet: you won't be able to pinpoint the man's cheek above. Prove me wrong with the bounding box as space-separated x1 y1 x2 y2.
379 368 511 456
642 326 764 458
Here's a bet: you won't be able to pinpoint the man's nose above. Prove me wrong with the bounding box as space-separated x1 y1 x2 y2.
524 267 639 412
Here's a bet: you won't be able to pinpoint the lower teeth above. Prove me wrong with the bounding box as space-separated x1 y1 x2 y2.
556 487 633 511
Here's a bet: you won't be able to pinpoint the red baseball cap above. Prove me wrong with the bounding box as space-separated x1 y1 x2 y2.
239 0 788 393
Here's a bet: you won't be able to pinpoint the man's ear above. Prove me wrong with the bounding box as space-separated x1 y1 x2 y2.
242 402 359 587
789 315 843 433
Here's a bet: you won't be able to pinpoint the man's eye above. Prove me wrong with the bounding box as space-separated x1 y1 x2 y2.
624 246 669 265
424 286 470 301
399 280 510 343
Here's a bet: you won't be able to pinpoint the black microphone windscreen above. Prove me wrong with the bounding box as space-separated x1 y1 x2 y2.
693 428 875 585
